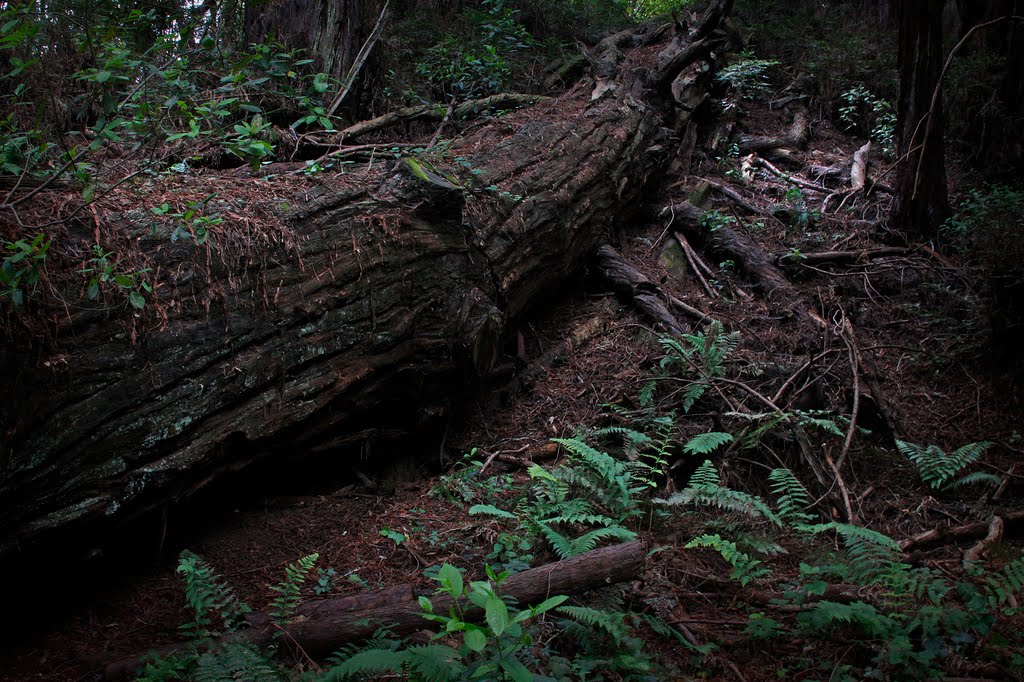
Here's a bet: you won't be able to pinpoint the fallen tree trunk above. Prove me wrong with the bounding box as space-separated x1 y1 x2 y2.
104 540 647 679
0 85 667 565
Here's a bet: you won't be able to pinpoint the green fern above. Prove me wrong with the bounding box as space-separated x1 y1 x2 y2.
557 605 632 646
896 439 997 491
659 460 780 525
768 467 814 524
658 321 740 413
176 550 251 637
268 553 319 625
538 524 637 559
687 459 721 487
683 431 734 456
685 533 769 586
193 641 286 682
323 644 463 681
984 559 1024 613
802 522 906 587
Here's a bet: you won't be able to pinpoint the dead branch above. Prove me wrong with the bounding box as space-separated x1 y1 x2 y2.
963 516 1004 567
851 141 871 193
106 541 647 679
734 110 809 154
595 245 688 335
899 510 1024 552
335 93 548 143
776 247 910 266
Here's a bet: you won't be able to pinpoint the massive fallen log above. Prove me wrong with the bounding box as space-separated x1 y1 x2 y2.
0 0 737 568
104 540 647 679
0 86 667 566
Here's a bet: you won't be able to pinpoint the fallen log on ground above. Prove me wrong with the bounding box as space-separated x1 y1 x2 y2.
104 540 647 679
734 110 809 154
0 0 735 569
0 85 665 565
900 510 1024 552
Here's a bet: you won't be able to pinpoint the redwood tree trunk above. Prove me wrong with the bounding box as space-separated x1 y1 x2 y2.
891 0 950 238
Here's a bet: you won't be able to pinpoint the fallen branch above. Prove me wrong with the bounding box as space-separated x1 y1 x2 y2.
595 245 688 335
674 232 718 299
751 155 829 194
851 141 870 193
899 510 1024 552
734 110 809 155
776 247 910 266
106 541 647 679
963 516 1004 567
335 93 548 143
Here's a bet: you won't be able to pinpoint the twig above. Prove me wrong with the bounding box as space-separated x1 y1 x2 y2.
673 232 718 298
752 156 829 193
825 451 855 523
835 316 861 471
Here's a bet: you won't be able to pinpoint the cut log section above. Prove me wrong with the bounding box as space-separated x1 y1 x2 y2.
104 540 647 679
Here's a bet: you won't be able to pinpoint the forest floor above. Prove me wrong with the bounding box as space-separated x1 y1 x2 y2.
2 21 1024 682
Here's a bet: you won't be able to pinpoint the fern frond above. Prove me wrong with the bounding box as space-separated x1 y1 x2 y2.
321 648 409 680
984 559 1024 611
683 431 734 456
768 467 814 524
686 459 721 487
557 605 631 646
897 439 993 491
268 553 318 625
685 534 770 585
176 550 251 636
949 471 1001 489
193 641 284 682
681 380 709 413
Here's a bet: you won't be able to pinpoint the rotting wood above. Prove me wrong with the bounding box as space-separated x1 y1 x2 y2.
963 515 1004 567
104 540 647 679
594 245 688 335
776 247 911 266
851 141 871 192
734 110 809 155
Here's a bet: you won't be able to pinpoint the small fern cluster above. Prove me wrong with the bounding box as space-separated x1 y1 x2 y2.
657 321 740 412
896 439 998 491
140 551 322 681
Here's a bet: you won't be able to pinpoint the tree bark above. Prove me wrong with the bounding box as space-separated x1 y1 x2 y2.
891 0 950 238
0 76 668 568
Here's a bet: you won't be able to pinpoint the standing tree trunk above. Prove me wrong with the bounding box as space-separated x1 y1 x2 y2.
244 0 386 118
891 0 950 239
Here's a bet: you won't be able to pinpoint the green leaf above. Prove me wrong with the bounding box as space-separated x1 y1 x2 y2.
499 657 533 682
530 594 568 616
95 70 112 83
437 563 463 598
463 627 486 652
484 595 508 635
129 291 145 310
312 72 330 93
